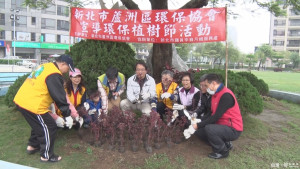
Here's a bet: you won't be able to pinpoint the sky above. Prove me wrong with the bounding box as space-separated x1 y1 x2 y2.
84 0 271 54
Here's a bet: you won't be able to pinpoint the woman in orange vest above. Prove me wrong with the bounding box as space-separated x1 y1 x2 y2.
50 68 86 129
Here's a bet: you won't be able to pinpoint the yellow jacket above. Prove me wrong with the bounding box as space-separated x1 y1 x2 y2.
14 63 62 114
156 82 178 109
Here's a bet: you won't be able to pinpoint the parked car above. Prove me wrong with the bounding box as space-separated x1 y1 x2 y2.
17 60 37 68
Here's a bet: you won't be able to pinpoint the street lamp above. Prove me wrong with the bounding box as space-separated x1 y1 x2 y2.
10 8 20 58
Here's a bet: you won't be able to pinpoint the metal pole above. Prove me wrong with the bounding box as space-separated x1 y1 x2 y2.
13 11 16 58
225 6 228 87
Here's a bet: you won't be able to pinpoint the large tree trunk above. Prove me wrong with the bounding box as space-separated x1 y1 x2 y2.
120 0 209 81
149 0 171 82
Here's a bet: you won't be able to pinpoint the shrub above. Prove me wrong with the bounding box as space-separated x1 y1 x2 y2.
237 71 269 95
193 69 263 115
66 40 137 91
274 68 283 72
4 73 29 107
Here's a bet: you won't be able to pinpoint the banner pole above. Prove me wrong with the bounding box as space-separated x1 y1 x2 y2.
225 6 228 87
69 7 71 52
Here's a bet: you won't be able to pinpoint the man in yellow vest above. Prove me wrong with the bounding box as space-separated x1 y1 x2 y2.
14 54 75 162
153 70 178 119
98 67 125 112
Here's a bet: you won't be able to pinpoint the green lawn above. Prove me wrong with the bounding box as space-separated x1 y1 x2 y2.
246 70 300 94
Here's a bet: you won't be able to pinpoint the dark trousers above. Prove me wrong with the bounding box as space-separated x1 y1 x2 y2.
157 102 167 119
18 106 57 159
195 124 242 153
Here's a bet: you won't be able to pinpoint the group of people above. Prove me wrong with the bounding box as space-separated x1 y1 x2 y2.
14 54 243 162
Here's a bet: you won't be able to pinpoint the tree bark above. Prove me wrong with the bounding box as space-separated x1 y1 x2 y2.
120 0 140 10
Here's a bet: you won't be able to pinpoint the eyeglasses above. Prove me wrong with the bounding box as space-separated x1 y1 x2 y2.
200 84 206 89
136 69 146 72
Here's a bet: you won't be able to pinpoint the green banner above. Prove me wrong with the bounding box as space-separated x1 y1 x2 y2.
41 43 70 50
11 42 71 49
12 42 41 48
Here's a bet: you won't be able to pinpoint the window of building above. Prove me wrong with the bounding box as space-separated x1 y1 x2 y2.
11 0 26 10
57 5 69 17
288 40 300 47
57 20 69 31
0 30 5 39
12 15 27 27
0 0 5 9
273 30 285 36
273 40 284 46
31 17 36 25
57 35 61 43
41 33 45 42
0 13 4 25
41 18 55 30
289 30 300 36
290 19 300 26
42 5 56 15
274 20 286 26
31 32 35 41
290 8 300 16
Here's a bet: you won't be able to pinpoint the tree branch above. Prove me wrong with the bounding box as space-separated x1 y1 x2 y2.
180 0 209 9
120 0 140 10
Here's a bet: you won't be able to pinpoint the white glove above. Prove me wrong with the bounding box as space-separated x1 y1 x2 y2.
183 125 196 139
78 117 84 128
65 116 73 129
98 109 102 117
55 117 65 128
88 108 96 115
191 118 201 125
161 92 171 99
141 92 151 100
171 110 179 122
173 104 185 110
102 109 108 115
84 102 90 111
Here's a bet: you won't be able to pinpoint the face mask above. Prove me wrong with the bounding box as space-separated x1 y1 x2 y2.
207 88 215 95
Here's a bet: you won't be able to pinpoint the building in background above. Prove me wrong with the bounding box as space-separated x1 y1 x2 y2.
269 6 300 55
0 0 78 63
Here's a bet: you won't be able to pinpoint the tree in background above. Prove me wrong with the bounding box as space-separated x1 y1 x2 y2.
289 52 300 69
175 43 193 61
246 54 257 70
255 44 273 71
272 51 290 68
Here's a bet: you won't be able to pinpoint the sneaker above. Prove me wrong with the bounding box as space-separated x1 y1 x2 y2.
225 141 233 150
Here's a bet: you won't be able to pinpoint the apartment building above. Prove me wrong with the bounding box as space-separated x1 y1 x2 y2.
270 6 300 55
0 0 77 62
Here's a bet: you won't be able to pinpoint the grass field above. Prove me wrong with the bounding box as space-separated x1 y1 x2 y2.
249 70 300 94
1 96 300 169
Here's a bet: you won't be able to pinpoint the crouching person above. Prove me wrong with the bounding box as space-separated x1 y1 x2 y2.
193 74 243 159
82 90 102 128
120 61 156 116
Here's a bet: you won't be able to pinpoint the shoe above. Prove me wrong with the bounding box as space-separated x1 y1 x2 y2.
83 124 90 128
208 149 229 159
225 141 233 150
40 155 62 162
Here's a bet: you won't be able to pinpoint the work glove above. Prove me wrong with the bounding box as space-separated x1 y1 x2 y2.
75 116 84 128
161 92 171 99
84 102 90 111
64 116 73 129
88 108 96 115
141 92 151 100
55 117 65 128
173 103 185 110
183 125 196 139
101 109 108 115
191 117 201 125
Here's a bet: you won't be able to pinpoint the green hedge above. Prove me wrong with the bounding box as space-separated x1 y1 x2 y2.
66 40 137 91
237 71 269 95
4 73 29 107
193 69 263 115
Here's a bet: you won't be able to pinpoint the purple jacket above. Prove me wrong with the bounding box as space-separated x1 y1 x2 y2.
178 86 199 107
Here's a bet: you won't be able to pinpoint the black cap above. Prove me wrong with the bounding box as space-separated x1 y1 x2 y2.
56 54 75 72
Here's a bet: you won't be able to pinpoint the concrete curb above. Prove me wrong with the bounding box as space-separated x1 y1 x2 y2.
268 90 300 104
